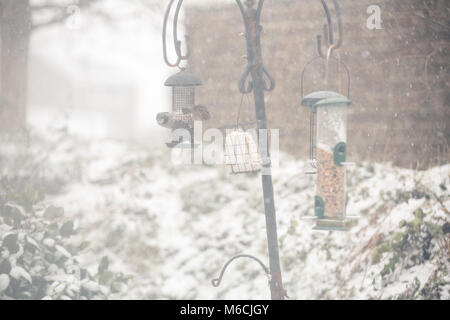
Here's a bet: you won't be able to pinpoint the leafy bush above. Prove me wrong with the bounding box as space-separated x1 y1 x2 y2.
0 178 129 300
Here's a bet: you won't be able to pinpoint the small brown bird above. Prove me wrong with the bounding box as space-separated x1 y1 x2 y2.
192 105 211 121
156 112 173 129
157 105 210 129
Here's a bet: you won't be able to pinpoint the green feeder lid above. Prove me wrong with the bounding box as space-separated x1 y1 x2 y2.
164 70 202 87
301 91 347 107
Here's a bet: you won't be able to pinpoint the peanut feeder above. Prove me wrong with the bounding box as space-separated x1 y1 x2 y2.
157 70 203 148
301 91 352 231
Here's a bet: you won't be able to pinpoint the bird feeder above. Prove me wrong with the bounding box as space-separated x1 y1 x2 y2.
225 129 262 174
301 91 352 231
157 70 202 148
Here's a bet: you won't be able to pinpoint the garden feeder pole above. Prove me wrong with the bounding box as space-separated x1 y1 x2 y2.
234 0 285 300
159 0 352 300
163 0 285 300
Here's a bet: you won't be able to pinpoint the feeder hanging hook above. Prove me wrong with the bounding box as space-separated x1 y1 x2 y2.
317 0 343 59
211 254 270 287
163 0 190 68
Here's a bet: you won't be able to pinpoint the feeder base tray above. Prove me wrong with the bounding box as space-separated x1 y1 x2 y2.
229 169 261 175
166 142 200 149
313 218 348 231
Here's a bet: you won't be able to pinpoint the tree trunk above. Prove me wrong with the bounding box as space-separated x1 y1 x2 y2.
0 0 31 133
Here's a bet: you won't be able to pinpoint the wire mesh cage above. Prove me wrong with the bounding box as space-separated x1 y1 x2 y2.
225 129 262 174
157 70 203 149
172 87 195 128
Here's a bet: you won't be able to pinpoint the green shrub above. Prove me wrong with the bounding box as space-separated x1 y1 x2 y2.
0 178 129 300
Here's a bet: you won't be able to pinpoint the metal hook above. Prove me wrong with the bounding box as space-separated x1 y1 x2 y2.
325 0 344 59
316 35 324 58
211 254 270 288
163 0 190 68
173 0 190 60
318 0 343 59
236 0 274 94
238 65 254 94
262 66 276 92
320 0 334 45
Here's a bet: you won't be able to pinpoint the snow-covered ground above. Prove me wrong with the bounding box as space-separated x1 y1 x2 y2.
2 131 449 299
18 130 444 300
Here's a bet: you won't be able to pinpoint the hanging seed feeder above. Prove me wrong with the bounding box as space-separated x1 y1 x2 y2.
301 91 352 231
158 0 210 149
225 129 262 174
298 0 358 231
157 70 203 148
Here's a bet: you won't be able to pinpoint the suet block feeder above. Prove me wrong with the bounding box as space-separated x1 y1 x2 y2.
225 129 262 174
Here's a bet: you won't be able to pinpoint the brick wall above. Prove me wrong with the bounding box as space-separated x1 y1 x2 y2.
185 0 450 169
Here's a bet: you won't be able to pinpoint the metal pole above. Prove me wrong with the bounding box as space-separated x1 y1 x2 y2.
237 0 285 300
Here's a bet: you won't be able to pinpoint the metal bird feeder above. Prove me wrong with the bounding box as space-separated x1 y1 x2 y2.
300 0 356 231
302 92 352 231
157 0 208 149
165 70 201 128
159 70 202 148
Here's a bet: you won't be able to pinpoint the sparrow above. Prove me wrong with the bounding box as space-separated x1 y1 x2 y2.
191 105 211 121
156 112 192 129
156 105 210 129
156 112 173 129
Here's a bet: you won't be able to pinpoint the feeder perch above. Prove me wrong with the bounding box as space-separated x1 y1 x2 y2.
225 129 262 174
301 91 352 231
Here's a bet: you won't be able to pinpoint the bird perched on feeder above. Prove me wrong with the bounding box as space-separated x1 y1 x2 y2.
191 105 211 121
156 105 210 129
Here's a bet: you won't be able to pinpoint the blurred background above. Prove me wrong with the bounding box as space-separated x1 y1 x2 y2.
0 0 448 165
2 0 173 145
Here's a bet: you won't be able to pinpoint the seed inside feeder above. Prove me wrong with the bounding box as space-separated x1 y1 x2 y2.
317 147 346 218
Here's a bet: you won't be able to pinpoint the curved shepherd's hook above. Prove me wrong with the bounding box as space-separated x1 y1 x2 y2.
163 0 190 68
317 0 343 59
211 254 270 288
326 0 343 60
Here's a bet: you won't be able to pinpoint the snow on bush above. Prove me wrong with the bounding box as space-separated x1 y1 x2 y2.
0 131 130 300
0 179 131 300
